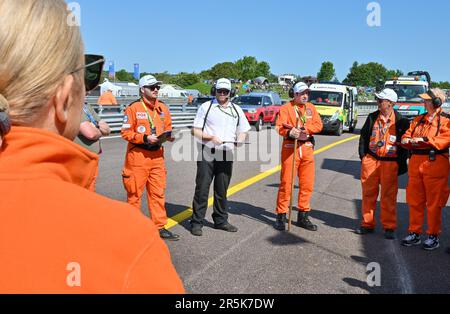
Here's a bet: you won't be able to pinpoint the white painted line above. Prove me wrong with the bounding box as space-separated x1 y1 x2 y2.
184 224 267 287
387 240 414 293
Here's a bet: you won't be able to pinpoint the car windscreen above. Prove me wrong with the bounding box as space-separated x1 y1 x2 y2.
309 91 343 107
385 84 426 103
234 96 262 106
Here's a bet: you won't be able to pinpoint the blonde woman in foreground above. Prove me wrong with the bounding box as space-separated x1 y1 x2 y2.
0 0 183 293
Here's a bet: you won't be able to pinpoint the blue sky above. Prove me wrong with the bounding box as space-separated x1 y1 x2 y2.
72 0 450 81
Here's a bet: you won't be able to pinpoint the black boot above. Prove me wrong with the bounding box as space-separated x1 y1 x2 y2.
274 213 286 231
297 211 317 231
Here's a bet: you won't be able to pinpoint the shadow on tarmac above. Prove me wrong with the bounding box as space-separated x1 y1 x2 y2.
309 208 357 231
266 230 310 246
320 158 409 189
345 197 450 293
166 200 279 233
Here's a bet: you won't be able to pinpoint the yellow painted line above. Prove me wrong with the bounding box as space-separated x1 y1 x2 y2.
165 135 360 229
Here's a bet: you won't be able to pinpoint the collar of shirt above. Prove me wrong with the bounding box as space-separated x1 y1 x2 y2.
212 98 231 108
426 108 440 123
379 111 393 124
142 97 162 113
198 99 239 150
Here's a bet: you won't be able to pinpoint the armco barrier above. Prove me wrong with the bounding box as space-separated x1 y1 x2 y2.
87 95 199 133
86 96 378 133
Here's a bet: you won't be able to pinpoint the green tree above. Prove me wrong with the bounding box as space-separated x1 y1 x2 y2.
171 72 200 88
386 69 404 79
431 81 450 89
235 56 258 81
152 71 173 84
255 61 271 78
115 69 134 82
343 62 359 85
344 62 389 87
317 61 336 82
209 62 238 80
199 70 212 80
267 73 278 83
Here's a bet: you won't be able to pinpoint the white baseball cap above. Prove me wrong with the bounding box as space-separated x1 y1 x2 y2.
293 82 309 94
375 88 398 103
215 78 232 91
139 75 162 88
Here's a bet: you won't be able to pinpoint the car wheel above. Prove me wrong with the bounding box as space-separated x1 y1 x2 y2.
255 116 263 132
335 121 343 136
348 120 355 133
273 114 278 126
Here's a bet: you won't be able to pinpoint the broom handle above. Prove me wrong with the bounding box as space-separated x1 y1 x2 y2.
288 114 300 232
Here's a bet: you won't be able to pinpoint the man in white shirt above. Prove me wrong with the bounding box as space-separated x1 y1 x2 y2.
190 78 251 236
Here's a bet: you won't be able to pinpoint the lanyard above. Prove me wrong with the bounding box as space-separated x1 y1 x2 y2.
377 118 390 140
140 99 157 130
83 105 98 128
217 104 237 119
294 105 306 127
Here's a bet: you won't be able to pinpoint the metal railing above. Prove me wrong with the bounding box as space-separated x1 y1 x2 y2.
86 96 380 133
86 96 197 133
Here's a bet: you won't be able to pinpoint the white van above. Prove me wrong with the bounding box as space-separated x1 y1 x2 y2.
309 82 358 136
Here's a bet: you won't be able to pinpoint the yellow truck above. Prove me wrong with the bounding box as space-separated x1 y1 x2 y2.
309 82 358 136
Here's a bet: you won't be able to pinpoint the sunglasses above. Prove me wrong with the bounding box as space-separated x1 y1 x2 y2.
217 89 230 95
144 85 161 91
70 54 105 92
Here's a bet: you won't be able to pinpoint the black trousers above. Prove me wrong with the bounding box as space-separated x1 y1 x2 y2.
191 147 233 227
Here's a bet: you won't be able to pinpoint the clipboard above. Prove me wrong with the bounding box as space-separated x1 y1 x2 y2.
157 131 173 145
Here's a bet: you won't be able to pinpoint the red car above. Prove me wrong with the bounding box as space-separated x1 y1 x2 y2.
233 92 282 131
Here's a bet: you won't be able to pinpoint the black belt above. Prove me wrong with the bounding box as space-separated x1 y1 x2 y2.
367 151 397 162
410 149 448 155
201 144 228 154
284 136 316 146
132 143 161 151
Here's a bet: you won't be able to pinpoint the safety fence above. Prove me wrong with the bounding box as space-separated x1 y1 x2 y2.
86 97 379 133
87 97 198 132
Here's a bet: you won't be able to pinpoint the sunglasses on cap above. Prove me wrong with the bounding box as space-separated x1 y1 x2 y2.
144 85 161 91
217 89 230 95
70 54 105 92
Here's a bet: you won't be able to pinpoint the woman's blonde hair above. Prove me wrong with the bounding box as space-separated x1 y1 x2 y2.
0 0 84 126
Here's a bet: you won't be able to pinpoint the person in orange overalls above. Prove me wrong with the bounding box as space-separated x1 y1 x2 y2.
97 88 118 105
356 88 410 239
0 0 183 293
121 75 179 241
400 88 450 251
274 82 323 231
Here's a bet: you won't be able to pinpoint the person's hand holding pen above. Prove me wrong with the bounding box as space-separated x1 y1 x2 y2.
211 136 223 146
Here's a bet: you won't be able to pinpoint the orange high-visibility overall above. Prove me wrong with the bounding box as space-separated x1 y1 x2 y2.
275 101 323 214
361 112 399 230
402 109 450 236
121 98 172 229
97 90 118 105
0 127 184 293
